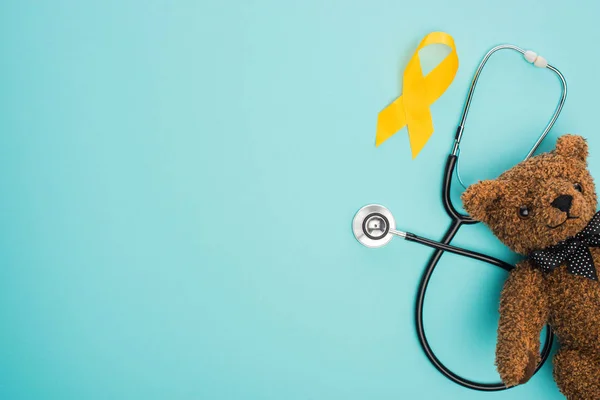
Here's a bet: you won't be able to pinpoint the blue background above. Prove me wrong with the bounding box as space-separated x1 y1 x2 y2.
0 0 598 399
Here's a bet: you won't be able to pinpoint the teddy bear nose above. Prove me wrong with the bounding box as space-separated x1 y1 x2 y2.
551 194 573 213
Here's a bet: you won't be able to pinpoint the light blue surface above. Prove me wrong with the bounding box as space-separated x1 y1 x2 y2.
1 0 599 398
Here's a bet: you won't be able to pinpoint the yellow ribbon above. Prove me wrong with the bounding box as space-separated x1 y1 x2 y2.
376 32 458 158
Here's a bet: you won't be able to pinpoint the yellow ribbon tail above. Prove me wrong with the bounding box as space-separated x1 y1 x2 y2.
408 120 434 159
375 98 406 147
375 32 458 158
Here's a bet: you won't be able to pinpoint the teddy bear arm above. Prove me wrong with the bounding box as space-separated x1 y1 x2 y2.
496 260 548 387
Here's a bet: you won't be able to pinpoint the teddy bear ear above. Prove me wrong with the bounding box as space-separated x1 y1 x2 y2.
461 180 505 222
555 134 588 162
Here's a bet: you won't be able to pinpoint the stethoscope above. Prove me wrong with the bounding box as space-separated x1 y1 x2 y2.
352 45 567 391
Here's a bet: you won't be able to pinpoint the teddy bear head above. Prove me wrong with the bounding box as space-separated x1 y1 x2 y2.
461 135 598 255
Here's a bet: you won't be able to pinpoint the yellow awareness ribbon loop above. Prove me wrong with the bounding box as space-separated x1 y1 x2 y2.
376 32 458 158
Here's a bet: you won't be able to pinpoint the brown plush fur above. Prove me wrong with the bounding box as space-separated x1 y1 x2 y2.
462 135 600 399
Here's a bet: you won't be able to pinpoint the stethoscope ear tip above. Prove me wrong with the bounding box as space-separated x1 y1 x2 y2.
352 204 396 248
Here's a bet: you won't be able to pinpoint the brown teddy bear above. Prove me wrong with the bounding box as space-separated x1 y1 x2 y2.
462 134 600 399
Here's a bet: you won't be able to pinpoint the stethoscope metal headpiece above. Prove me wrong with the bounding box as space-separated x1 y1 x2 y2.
352 204 400 248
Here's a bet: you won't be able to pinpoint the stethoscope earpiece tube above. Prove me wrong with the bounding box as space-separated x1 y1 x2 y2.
451 44 567 189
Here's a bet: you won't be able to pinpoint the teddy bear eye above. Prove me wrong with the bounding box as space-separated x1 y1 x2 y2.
574 183 583 193
518 206 531 219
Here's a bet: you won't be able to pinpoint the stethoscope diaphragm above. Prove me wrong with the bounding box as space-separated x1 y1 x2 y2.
352 204 396 248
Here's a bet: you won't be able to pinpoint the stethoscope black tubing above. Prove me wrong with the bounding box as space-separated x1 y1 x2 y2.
406 232 512 271
411 155 554 391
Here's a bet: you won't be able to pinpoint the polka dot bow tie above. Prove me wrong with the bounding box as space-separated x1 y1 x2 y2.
530 213 600 281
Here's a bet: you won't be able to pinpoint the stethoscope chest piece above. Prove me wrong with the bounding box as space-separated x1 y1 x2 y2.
352 204 396 248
